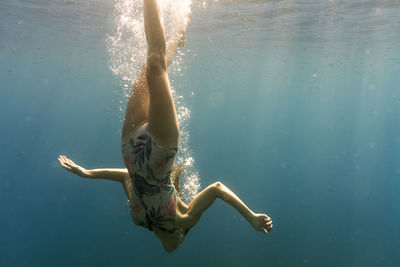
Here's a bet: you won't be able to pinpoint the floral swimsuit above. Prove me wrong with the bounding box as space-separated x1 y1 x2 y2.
122 123 179 233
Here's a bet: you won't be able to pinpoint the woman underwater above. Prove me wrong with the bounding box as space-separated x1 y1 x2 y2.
58 0 273 253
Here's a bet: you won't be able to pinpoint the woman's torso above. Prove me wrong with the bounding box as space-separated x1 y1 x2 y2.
121 123 179 233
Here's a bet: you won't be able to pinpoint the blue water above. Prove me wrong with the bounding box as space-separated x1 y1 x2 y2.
1 0 400 266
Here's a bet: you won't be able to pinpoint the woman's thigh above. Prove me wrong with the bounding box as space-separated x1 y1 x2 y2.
121 66 150 144
146 62 179 149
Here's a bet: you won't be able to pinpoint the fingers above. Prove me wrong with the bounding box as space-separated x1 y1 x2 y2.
58 159 70 170
58 155 67 165
66 157 74 166
261 225 272 235
58 155 72 170
264 215 273 233
59 155 73 166
263 229 267 235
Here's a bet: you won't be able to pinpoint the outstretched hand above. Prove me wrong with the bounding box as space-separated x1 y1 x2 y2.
58 155 88 177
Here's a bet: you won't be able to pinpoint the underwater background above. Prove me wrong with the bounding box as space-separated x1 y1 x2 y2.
1 0 400 266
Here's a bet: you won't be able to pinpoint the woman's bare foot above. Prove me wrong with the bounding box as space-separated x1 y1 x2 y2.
250 213 273 234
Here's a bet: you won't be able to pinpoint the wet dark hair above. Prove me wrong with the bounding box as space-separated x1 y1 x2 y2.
171 165 186 198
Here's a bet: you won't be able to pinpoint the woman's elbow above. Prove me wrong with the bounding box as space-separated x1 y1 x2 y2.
211 181 225 195
211 181 231 201
211 181 224 191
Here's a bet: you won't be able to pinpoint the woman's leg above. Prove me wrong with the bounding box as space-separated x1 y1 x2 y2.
122 65 149 145
143 0 180 148
122 21 187 145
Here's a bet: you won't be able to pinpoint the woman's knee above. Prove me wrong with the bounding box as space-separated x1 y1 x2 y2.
146 52 166 76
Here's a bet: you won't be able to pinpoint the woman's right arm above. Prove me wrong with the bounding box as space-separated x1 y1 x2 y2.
58 155 128 182
58 155 132 201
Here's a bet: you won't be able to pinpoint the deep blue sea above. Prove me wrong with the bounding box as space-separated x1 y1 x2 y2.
1 0 400 266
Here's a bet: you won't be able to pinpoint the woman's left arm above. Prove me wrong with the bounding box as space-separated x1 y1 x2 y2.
176 182 273 234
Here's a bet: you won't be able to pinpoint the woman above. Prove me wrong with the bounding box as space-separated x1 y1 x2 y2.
59 0 273 253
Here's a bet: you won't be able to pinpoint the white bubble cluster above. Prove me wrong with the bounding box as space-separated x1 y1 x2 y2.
107 0 200 202
107 0 146 101
173 101 201 203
